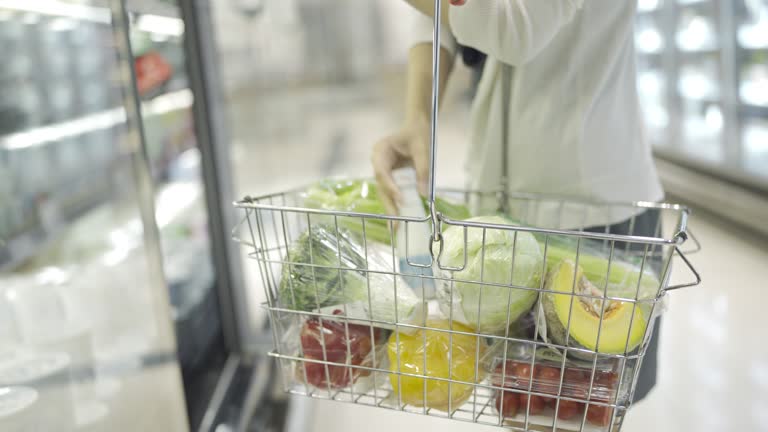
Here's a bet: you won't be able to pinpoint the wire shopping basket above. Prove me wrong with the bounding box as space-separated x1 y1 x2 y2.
233 184 700 432
232 2 700 430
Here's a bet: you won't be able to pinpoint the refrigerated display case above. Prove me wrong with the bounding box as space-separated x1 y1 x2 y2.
635 0 768 190
0 1 272 430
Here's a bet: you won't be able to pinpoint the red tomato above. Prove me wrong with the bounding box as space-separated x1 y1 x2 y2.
564 368 590 399
510 361 533 379
545 397 556 409
299 312 385 388
519 394 546 415
556 400 584 421
535 365 562 396
536 365 562 381
494 361 523 387
586 404 614 427
494 390 520 419
505 361 534 389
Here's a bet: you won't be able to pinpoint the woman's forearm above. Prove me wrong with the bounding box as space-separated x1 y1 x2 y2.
403 0 452 30
405 43 455 124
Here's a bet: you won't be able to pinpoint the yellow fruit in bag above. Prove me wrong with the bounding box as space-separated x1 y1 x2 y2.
387 320 485 411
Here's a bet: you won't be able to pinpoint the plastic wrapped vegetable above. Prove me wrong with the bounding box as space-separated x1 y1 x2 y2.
436 216 543 334
303 179 392 244
302 178 471 245
279 224 424 325
298 310 387 389
387 320 485 411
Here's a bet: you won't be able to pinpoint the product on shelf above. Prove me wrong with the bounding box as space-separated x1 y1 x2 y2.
387 320 486 412
297 310 387 390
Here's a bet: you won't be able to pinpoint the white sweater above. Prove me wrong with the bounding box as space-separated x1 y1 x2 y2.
411 1 664 228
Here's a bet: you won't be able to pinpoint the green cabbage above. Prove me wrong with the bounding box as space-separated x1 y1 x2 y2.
437 216 543 334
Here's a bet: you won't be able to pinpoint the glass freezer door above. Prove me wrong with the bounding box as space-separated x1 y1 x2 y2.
0 1 189 430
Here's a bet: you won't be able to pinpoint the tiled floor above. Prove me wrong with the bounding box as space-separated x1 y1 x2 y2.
228 78 768 432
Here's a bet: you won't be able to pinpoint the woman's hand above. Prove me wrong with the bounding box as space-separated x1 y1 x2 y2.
450 0 467 5
371 116 432 215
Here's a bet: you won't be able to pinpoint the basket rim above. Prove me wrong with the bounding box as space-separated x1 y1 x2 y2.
233 184 690 246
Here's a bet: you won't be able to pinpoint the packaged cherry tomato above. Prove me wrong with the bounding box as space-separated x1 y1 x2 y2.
488 343 635 430
292 310 389 392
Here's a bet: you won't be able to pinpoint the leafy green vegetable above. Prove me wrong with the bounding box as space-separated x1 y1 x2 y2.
279 224 422 323
302 178 471 245
280 225 366 311
303 179 392 245
423 196 472 221
437 216 543 334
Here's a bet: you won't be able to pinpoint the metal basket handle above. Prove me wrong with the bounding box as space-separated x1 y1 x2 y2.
680 228 702 255
664 246 702 291
426 0 444 243
425 1 513 240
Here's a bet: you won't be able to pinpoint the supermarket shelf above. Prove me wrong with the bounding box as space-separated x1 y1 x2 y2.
740 102 768 115
655 157 768 238
0 0 109 23
0 172 112 272
678 92 721 104
0 152 199 276
676 0 712 7
677 47 721 55
0 88 192 151
0 0 182 35
127 0 179 19
655 147 768 193
0 228 49 272
738 44 768 51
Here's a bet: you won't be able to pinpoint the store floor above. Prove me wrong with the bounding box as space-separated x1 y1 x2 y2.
227 79 768 432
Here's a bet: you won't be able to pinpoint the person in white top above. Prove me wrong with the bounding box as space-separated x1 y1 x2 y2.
372 0 663 403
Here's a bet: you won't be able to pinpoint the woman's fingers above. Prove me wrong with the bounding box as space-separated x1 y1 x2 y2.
372 138 404 215
411 135 431 197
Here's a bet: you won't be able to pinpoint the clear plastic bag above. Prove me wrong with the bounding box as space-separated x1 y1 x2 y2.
537 256 662 359
302 179 392 245
385 319 488 412
293 310 389 392
279 224 425 327
435 216 543 335
301 178 471 246
488 344 634 429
